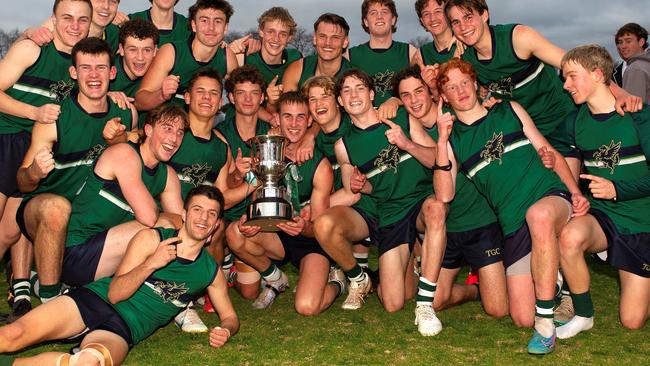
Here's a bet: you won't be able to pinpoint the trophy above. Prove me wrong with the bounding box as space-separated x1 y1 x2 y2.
246 134 293 231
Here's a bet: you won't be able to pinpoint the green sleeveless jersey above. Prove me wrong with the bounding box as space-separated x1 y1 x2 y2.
0 42 74 134
425 125 496 232
169 38 228 106
342 108 430 227
245 48 302 85
27 92 131 201
216 117 270 221
129 9 191 46
449 103 566 236
297 54 352 90
102 24 120 53
349 41 411 107
420 42 456 65
316 113 377 218
461 24 575 138
168 130 229 200
111 56 147 127
66 143 169 247
86 227 218 344
566 105 650 234
284 148 325 208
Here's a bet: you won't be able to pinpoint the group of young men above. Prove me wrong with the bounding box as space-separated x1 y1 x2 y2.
0 0 648 364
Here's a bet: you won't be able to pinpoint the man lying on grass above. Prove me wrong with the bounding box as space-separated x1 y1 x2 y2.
0 185 239 366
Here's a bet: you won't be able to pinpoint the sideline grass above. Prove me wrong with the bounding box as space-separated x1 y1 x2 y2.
1 256 649 365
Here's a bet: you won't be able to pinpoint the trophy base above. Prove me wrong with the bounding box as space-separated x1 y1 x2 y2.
246 198 292 232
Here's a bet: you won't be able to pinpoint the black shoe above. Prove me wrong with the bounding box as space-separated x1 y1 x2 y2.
7 298 32 322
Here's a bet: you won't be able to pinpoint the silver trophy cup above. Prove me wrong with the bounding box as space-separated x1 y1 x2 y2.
246 134 293 231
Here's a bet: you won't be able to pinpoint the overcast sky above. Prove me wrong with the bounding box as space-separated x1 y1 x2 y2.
1 0 648 59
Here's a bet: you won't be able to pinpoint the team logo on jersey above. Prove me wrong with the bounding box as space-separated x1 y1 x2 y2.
480 132 505 165
49 79 74 102
153 280 189 303
593 140 621 174
373 70 395 98
181 163 211 187
374 144 400 173
82 144 107 164
487 77 514 98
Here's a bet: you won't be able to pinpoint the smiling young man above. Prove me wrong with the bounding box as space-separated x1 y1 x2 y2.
444 0 642 177
226 91 339 314
135 0 238 110
0 185 238 366
614 23 650 103
433 58 589 354
281 13 352 94
556 45 650 338
393 65 508 320
3 38 136 308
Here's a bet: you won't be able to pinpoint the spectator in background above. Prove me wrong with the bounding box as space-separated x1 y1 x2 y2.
614 23 650 103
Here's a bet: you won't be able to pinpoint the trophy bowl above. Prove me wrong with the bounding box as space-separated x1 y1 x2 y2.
245 134 293 231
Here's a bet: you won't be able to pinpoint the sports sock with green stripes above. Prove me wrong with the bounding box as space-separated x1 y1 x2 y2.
260 263 281 282
416 277 436 306
11 278 31 302
571 291 594 318
344 264 364 283
353 252 369 269
222 252 234 271
39 283 62 302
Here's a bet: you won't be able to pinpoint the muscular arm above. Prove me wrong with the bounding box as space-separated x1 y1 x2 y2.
16 120 58 192
205 268 239 343
134 44 176 111
512 24 565 68
335 138 372 194
97 144 159 226
159 165 184 215
280 58 303 94
107 229 160 304
0 40 56 122
407 116 437 167
302 158 333 237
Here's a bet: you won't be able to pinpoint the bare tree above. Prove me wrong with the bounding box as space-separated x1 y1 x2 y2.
0 28 21 59
409 35 432 49
289 26 314 56
224 27 258 44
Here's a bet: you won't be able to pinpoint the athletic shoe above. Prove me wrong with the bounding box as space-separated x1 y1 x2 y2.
527 330 556 355
7 298 32 322
556 315 593 339
328 266 347 295
342 272 372 310
252 272 289 309
465 271 479 286
174 306 208 333
554 295 575 325
203 294 215 313
414 304 443 336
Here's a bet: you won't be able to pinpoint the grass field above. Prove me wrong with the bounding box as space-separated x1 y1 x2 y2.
1 255 649 365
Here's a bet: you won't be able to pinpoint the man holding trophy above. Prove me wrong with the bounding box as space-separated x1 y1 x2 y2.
225 92 346 315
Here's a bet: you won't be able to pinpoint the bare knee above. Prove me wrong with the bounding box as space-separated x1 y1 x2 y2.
225 224 245 253
525 205 554 234
313 214 338 243
422 199 446 230
559 225 586 256
0 322 26 352
76 355 103 366
381 294 404 313
34 196 71 230
483 301 509 319
620 312 647 330
295 298 321 317
511 312 534 328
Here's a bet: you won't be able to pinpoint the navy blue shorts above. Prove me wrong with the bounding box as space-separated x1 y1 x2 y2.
443 222 504 271
503 190 572 268
0 132 30 197
62 231 108 287
275 231 332 269
66 287 133 346
590 208 650 278
351 206 380 246
378 199 425 256
15 196 33 242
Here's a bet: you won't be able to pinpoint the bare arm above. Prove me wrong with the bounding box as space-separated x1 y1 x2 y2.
280 58 303 94
382 116 437 168
16 120 58 192
302 159 333 237
107 229 180 303
335 138 372 194
134 44 177 111
159 165 184 215
433 103 458 203
206 268 239 347
512 25 565 68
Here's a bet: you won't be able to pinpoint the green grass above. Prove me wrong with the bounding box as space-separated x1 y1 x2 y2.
2 256 649 365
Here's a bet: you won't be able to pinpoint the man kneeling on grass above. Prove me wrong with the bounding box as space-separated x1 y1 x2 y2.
0 186 239 366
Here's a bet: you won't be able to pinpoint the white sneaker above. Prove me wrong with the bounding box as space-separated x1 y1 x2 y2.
174 306 208 333
414 304 443 336
252 272 289 309
342 272 371 310
328 267 348 295
556 315 593 339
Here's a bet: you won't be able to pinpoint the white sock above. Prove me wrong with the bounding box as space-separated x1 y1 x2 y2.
534 316 555 338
